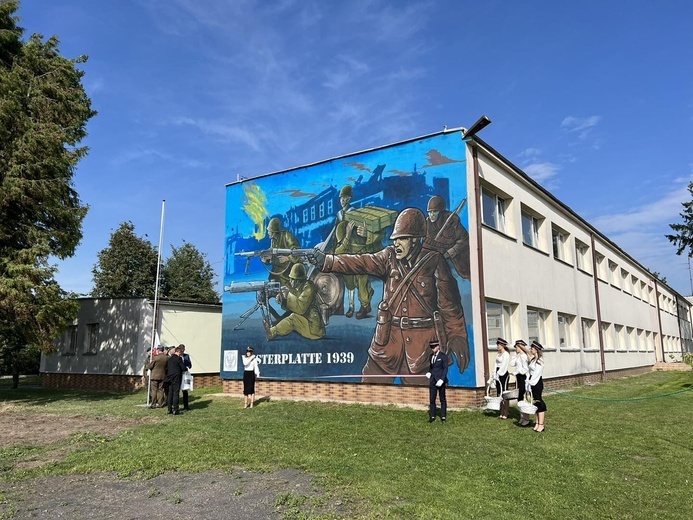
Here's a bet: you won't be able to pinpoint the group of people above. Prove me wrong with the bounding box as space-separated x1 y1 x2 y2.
493 338 546 432
147 344 192 415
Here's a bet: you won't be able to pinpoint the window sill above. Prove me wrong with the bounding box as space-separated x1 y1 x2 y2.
522 242 550 256
553 257 574 269
62 352 76 357
609 283 622 290
481 224 517 242
559 348 581 353
576 267 593 277
583 349 600 353
82 352 98 356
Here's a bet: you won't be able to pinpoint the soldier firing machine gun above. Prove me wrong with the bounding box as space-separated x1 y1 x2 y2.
223 280 285 330
235 248 324 275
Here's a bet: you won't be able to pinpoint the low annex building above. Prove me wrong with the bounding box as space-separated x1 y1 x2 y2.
41 298 222 391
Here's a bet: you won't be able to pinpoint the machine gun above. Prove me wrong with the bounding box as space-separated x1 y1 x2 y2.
223 280 285 330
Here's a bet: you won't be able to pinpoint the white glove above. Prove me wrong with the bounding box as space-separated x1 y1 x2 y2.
425 372 431 379
436 379 444 387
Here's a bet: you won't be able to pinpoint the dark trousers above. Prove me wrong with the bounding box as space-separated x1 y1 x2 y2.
167 381 181 413
182 390 189 410
429 383 447 419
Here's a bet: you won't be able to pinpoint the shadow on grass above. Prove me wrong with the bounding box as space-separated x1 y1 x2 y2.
0 386 135 406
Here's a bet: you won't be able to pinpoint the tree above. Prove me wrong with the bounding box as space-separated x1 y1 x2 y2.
91 222 159 298
163 242 219 302
0 0 95 387
667 182 693 257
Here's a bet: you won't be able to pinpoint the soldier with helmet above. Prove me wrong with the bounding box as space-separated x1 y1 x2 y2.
263 217 301 287
265 263 326 341
310 207 469 383
330 184 382 319
424 195 470 279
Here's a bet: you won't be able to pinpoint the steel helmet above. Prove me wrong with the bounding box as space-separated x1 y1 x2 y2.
389 208 426 239
289 263 307 280
268 217 282 233
427 195 446 212
339 185 353 198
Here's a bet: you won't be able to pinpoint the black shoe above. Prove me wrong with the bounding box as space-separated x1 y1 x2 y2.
441 417 446 423
429 417 436 423
167 410 173 414
184 407 191 411
173 411 181 415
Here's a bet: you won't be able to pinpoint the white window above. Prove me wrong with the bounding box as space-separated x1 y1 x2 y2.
86 323 100 354
596 253 607 281
302 209 308 222
621 269 630 293
581 318 595 349
557 313 574 348
575 240 589 271
614 324 624 350
481 188 506 232
602 322 612 350
647 285 654 305
527 307 547 344
641 281 648 302
631 276 640 298
319 202 325 219
645 330 653 351
626 327 635 350
608 261 619 287
521 210 541 248
552 226 567 261
65 325 78 354
636 328 644 350
327 199 333 214
486 301 513 347
310 206 315 220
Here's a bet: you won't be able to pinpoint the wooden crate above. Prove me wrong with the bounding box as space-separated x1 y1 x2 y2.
345 206 398 234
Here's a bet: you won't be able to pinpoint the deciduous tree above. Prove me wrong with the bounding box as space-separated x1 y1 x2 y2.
163 242 219 302
0 0 95 387
91 222 159 298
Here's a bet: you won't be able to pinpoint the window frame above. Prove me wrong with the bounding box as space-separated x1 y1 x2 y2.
486 300 514 348
85 322 100 355
481 187 507 233
527 307 548 345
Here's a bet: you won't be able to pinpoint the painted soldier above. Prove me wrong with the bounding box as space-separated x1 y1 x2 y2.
265 263 326 341
311 208 469 384
330 185 382 318
424 195 470 279
262 217 300 287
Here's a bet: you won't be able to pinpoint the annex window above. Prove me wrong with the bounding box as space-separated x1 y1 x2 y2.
481 187 507 233
85 323 100 354
631 276 640 298
527 307 548 345
647 285 654 305
626 327 635 351
641 281 648 302
645 330 653 351
636 329 644 350
65 324 78 355
521 207 543 249
486 301 513 348
557 313 575 348
575 240 589 272
614 324 624 350
551 225 568 261
581 318 595 349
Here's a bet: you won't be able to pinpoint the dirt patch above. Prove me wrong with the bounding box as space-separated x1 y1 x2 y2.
0 408 353 519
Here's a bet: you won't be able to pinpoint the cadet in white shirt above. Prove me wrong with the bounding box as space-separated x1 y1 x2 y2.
528 340 546 432
511 339 531 426
495 338 511 419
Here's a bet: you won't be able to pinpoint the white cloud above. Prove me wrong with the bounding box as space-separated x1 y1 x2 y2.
523 162 561 184
172 117 262 151
561 115 602 140
518 147 542 159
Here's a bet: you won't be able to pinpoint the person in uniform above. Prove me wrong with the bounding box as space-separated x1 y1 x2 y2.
331 185 382 318
424 195 470 279
262 217 300 287
310 207 469 383
147 345 168 408
494 338 511 419
426 340 448 422
265 263 326 341
511 339 531 427
165 346 187 415
528 340 547 432
179 344 192 411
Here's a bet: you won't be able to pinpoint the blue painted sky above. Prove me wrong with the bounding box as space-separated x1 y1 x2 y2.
17 1 693 296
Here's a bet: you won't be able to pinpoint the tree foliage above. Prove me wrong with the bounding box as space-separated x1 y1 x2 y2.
667 182 693 258
163 242 219 302
91 222 159 298
0 0 95 386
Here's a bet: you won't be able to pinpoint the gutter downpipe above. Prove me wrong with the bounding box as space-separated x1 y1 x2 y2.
471 141 490 384
590 233 606 380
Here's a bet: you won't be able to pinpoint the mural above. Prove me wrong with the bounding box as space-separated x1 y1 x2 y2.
221 132 476 387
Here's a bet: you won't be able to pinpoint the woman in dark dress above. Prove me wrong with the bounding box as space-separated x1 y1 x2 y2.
242 346 260 408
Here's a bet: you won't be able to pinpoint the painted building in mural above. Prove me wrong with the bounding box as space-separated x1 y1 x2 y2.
222 128 692 397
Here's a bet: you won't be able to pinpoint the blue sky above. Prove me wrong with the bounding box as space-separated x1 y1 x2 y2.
18 0 693 296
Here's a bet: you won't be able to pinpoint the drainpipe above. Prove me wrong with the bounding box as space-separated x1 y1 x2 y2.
590 233 606 380
472 142 490 384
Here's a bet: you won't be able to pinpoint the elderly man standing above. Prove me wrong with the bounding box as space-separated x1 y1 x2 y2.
310 207 469 383
147 345 168 408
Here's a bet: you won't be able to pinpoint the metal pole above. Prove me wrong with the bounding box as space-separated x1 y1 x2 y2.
146 200 166 406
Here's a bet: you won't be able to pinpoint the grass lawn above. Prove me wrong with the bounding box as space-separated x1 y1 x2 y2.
1 371 692 519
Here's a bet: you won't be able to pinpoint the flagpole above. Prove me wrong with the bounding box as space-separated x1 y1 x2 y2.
146 199 166 407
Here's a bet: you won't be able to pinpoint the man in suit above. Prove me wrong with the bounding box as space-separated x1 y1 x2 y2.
165 346 188 415
147 345 168 408
426 340 448 423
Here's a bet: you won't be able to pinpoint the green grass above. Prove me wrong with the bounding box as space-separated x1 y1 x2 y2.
1 372 692 519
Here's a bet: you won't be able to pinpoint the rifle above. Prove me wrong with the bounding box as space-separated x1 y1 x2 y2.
234 248 323 274
223 281 285 330
433 197 467 241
